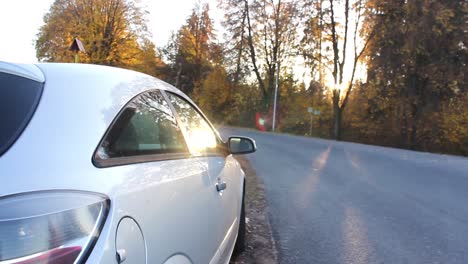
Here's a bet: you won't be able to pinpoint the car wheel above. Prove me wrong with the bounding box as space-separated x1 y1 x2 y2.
233 183 246 256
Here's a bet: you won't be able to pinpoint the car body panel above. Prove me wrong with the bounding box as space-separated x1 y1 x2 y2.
115 217 146 263
197 155 243 264
163 254 192 264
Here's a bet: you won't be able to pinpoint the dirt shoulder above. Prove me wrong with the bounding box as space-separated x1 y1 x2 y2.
230 155 278 264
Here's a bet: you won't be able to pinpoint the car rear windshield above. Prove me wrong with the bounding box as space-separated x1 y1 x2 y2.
0 72 44 156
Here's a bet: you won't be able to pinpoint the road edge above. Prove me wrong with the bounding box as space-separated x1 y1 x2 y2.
230 155 279 264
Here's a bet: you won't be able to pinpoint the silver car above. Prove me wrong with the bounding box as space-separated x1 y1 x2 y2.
0 62 256 264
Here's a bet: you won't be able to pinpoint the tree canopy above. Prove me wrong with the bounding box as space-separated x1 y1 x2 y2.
36 0 163 75
35 0 467 155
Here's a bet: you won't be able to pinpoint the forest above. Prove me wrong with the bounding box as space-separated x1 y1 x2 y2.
35 0 467 155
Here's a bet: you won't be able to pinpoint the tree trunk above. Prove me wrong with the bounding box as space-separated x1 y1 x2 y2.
332 88 342 140
266 66 276 108
333 104 342 140
174 62 182 88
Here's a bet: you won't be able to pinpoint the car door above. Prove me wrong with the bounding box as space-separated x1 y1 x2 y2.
164 92 242 262
93 90 224 263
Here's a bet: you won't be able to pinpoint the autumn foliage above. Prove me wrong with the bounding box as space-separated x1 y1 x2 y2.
35 0 467 156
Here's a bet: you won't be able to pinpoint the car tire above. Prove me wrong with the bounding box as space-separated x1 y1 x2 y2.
233 183 246 256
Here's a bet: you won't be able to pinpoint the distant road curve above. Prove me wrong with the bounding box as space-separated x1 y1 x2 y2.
220 127 468 264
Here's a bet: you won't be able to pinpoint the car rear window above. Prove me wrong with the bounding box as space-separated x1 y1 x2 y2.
0 72 44 156
93 90 189 167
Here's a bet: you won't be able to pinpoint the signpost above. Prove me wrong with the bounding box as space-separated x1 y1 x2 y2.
69 38 86 63
308 107 321 136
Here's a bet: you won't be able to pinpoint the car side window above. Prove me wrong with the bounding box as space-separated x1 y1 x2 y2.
166 93 218 155
95 90 187 160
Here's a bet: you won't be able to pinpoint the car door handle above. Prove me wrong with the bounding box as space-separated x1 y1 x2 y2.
216 182 227 192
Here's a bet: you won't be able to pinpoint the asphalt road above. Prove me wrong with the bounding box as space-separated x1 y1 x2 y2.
220 128 468 264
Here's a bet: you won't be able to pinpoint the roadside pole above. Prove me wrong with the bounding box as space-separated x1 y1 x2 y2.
308 107 313 135
310 113 313 135
308 107 321 136
272 61 279 132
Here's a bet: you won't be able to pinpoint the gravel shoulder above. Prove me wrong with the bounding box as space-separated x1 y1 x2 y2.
230 155 279 264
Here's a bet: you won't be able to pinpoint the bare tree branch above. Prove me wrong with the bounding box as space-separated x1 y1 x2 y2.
341 0 377 109
339 0 350 84
245 0 267 98
329 0 339 84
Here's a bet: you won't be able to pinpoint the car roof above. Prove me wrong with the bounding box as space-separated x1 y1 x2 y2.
35 62 191 119
36 62 185 96
0 61 45 82
0 61 187 101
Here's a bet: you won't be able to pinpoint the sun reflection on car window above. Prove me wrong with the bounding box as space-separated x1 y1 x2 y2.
167 93 217 155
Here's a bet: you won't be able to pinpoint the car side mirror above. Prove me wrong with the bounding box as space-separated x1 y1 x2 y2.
228 136 256 154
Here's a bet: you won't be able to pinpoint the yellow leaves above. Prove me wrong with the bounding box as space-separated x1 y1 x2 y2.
195 66 230 120
434 8 456 32
439 93 468 153
178 27 199 63
36 0 155 71
174 3 214 65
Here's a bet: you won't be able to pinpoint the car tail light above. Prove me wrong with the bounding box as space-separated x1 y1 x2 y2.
0 191 109 263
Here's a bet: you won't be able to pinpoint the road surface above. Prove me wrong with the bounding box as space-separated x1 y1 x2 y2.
220 128 468 264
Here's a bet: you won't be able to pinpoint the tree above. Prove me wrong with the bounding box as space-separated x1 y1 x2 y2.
220 0 300 111
218 0 249 86
196 65 230 121
162 3 217 95
138 40 167 78
362 0 467 152
301 0 375 139
36 0 160 75
251 0 300 109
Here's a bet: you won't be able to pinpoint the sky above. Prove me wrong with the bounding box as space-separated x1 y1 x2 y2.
0 0 362 90
0 0 222 63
